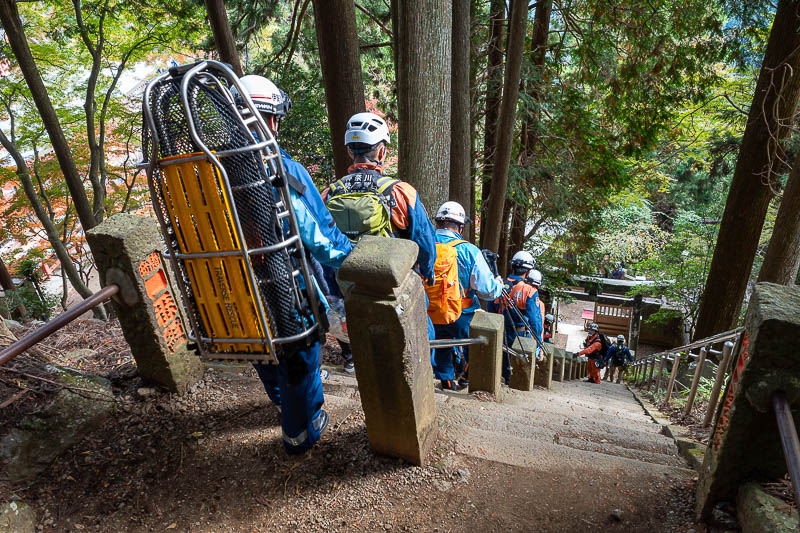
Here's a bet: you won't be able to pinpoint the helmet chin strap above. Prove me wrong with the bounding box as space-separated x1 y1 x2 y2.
261 113 281 136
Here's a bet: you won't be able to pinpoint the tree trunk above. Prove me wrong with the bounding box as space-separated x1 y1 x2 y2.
450 0 471 221
0 256 26 318
694 0 800 340
758 152 800 284
512 0 552 254
391 0 452 211
509 200 527 256
479 0 506 247
480 0 528 253
312 0 367 179
0 129 107 319
497 199 513 276
466 0 482 243
205 0 244 77
0 0 97 233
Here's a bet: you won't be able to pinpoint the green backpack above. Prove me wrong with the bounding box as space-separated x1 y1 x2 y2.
326 171 399 243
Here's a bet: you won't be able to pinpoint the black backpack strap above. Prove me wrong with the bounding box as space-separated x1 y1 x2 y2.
286 173 306 195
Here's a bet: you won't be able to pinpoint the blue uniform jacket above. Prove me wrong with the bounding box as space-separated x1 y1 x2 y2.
435 229 502 314
281 149 353 269
280 150 354 312
400 189 437 281
604 344 633 364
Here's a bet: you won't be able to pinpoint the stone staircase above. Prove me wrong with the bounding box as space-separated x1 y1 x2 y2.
322 369 691 479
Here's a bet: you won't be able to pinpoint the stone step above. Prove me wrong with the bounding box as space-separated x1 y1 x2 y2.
438 387 668 443
445 423 692 478
437 396 683 467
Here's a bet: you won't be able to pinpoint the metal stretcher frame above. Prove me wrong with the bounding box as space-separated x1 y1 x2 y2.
141 60 324 364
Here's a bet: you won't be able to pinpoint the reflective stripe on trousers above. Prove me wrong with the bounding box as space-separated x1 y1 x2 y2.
283 410 326 447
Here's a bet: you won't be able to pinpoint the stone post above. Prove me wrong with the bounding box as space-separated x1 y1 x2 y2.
338 236 437 465
86 215 203 393
552 348 566 382
535 348 554 389
509 336 536 391
696 283 800 519
468 311 504 395
564 353 574 380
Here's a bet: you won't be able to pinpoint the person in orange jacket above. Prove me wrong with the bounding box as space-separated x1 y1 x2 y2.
577 322 604 384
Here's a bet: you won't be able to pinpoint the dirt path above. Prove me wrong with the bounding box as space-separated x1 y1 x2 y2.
0 363 710 532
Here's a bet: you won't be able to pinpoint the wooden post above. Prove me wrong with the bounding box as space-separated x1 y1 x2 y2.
703 340 735 428
554 297 560 334
654 355 667 395
629 293 643 353
684 346 708 416
663 352 682 405
647 355 657 389
639 358 650 386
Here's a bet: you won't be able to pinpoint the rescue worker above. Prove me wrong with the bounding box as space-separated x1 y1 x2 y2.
604 334 633 383
238 75 354 453
543 313 555 343
526 269 546 324
431 201 503 390
577 322 604 384
322 112 437 280
488 251 543 384
525 269 547 361
323 111 438 342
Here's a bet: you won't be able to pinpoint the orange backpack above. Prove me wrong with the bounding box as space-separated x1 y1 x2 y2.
426 240 466 325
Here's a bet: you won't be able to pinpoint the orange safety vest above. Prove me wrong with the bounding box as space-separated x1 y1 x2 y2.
497 279 536 311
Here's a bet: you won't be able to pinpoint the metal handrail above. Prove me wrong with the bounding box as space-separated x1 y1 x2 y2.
430 338 487 349
0 284 119 366
773 391 800 505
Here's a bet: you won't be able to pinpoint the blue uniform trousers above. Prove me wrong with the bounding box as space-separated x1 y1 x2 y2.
432 312 474 381
253 342 325 453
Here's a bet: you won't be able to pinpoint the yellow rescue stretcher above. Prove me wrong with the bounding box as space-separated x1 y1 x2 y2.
141 61 323 364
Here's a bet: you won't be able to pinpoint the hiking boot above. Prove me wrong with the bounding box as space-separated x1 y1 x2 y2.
343 360 355 373
441 379 459 391
315 409 329 436
457 376 469 389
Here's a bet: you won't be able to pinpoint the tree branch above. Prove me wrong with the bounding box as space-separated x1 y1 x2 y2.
354 2 392 37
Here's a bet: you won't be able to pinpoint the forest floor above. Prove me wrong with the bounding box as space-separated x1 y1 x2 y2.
0 320 725 532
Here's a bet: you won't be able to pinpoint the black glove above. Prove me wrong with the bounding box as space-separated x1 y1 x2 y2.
481 249 500 277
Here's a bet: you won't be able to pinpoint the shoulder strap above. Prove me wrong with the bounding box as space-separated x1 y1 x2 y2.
328 178 347 198
286 173 306 195
440 238 467 250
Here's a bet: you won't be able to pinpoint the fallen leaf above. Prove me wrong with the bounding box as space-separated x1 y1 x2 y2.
166 523 177 530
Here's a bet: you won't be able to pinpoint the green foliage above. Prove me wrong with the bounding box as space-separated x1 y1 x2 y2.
633 211 718 336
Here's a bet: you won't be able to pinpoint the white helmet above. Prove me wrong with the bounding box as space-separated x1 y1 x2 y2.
345 112 390 147
435 201 471 225
510 250 535 270
527 269 543 286
617 335 625 344
238 75 291 116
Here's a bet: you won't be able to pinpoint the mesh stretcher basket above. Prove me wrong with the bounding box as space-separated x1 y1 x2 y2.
141 60 323 364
